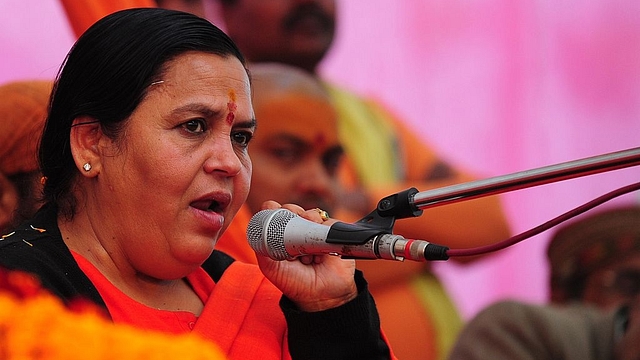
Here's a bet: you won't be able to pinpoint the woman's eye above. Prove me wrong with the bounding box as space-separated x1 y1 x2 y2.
232 131 253 147
182 119 206 134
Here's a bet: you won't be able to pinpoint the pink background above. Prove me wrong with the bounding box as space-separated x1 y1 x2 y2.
2 0 640 320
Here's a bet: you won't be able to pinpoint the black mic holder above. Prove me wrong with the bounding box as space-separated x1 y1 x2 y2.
325 187 423 246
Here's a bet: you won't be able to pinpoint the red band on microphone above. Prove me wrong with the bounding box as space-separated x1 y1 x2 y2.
403 239 415 260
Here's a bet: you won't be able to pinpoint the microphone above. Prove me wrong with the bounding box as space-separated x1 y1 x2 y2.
246 208 449 262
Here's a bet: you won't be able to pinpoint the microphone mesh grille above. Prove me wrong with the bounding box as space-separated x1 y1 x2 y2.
246 209 296 260
246 209 271 254
266 209 295 260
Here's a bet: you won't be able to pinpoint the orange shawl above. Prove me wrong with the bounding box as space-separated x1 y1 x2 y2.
59 0 156 38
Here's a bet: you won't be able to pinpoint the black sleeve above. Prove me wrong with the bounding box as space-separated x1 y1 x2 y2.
0 203 105 307
0 233 106 308
280 270 392 360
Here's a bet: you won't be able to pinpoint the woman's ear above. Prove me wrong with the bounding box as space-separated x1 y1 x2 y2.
69 117 102 177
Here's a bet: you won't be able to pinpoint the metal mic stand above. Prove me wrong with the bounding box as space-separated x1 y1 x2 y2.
374 146 640 219
331 146 640 260
352 146 640 259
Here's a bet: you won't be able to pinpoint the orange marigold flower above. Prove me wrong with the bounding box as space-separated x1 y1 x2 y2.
0 268 227 360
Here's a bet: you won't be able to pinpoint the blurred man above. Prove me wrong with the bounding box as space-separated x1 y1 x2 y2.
216 0 511 247
547 206 640 309
449 206 640 360
215 3 511 359
214 62 459 360
0 80 51 234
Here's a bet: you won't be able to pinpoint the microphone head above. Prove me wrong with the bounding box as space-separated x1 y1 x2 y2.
246 208 297 260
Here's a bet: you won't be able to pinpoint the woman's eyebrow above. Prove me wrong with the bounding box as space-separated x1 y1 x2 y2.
168 103 224 118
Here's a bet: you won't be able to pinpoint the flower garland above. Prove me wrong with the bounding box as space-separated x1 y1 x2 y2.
0 269 227 360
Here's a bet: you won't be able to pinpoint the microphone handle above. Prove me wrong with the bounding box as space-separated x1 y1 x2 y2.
285 234 449 262
279 232 397 260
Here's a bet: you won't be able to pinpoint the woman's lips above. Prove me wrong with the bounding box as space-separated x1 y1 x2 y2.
190 192 231 213
189 193 231 231
190 204 225 232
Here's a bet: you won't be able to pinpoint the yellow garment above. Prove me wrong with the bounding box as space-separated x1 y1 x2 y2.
412 273 463 360
327 81 511 248
326 84 400 186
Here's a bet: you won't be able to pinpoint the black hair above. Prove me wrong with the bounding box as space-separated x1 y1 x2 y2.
39 8 247 218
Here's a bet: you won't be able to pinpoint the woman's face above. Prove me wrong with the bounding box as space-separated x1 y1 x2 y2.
94 52 254 278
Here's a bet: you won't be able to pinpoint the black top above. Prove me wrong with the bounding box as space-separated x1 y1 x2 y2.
0 204 391 360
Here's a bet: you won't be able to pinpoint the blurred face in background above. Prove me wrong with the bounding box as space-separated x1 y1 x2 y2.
581 253 640 310
220 0 336 72
155 0 207 18
246 67 343 214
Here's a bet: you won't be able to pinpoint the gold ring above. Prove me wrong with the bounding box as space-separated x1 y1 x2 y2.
315 208 330 221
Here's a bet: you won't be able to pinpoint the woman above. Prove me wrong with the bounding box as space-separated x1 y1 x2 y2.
0 8 393 359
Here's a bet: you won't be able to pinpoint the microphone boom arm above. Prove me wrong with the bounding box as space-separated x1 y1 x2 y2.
332 146 640 259
373 146 640 218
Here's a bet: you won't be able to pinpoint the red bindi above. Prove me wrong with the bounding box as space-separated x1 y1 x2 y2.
226 111 235 124
226 90 237 124
314 133 326 145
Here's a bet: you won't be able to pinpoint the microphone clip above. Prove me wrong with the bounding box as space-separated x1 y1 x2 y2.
375 187 423 219
327 188 423 246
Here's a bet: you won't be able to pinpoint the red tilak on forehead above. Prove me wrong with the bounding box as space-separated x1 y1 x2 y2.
226 89 237 125
315 133 326 145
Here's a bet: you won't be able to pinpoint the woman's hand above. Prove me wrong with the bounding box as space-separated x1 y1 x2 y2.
255 200 358 312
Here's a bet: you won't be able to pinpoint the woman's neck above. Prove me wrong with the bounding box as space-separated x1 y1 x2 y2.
59 213 204 315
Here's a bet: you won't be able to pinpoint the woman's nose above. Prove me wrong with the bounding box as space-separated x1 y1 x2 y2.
203 139 244 177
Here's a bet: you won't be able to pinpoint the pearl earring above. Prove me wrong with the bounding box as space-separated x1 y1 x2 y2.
83 163 92 172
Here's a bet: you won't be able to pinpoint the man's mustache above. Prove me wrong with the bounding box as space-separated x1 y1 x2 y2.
283 4 334 33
